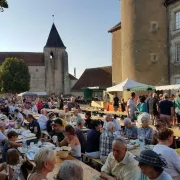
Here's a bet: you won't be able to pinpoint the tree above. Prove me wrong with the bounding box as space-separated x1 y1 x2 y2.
0 0 8 12
0 57 30 93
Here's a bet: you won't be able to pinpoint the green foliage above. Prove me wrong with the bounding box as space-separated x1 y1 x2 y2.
0 57 30 93
0 0 8 12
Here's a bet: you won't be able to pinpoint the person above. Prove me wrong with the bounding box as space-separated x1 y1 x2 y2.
121 99 126 112
103 114 121 136
63 105 69 113
135 150 172 180
127 92 136 121
28 148 56 180
27 114 41 139
100 136 139 180
8 102 15 115
14 109 24 125
65 112 71 123
75 117 87 153
153 128 180 180
159 93 174 127
173 92 180 127
67 97 78 111
46 112 54 133
84 111 92 129
124 118 138 139
137 113 153 144
0 121 7 151
113 93 119 111
70 109 81 123
100 122 115 163
59 95 64 110
152 119 167 145
59 125 81 160
2 130 23 162
136 96 148 119
56 160 83 180
86 120 102 158
38 109 48 130
49 119 65 143
31 102 38 113
37 100 43 114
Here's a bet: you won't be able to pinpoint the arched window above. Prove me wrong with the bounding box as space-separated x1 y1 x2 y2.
50 52 54 59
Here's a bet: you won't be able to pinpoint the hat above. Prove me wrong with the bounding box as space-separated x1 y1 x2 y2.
134 150 167 168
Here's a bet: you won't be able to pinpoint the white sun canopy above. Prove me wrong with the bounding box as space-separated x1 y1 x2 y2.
155 84 180 91
106 78 150 92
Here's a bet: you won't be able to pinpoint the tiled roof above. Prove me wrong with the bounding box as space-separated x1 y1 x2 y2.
165 0 180 6
108 22 121 33
69 74 78 80
0 52 44 66
72 66 112 90
45 23 66 48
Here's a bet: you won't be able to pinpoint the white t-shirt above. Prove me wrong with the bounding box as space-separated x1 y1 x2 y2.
15 112 24 121
127 99 135 116
9 105 15 114
153 144 180 178
31 105 38 113
38 114 48 130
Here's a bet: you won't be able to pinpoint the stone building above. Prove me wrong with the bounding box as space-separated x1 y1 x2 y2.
166 0 180 85
0 23 77 95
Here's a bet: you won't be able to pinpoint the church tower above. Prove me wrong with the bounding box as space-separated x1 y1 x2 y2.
44 23 70 95
121 0 169 86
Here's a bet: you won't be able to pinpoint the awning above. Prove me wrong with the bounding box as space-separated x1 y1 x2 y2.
155 84 180 91
32 92 47 96
18 92 37 97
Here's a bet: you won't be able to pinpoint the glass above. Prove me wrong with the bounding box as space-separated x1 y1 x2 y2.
176 11 180 30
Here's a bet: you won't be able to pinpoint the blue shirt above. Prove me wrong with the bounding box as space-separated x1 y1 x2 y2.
124 125 138 139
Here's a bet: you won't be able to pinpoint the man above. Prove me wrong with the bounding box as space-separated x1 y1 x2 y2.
127 92 136 121
14 109 24 125
123 118 138 139
75 117 87 153
38 109 48 130
113 93 119 111
67 97 78 111
103 114 121 136
173 92 180 127
31 102 38 113
100 122 115 163
100 137 139 180
159 93 174 127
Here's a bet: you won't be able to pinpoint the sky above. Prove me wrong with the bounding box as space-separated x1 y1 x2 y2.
0 0 120 78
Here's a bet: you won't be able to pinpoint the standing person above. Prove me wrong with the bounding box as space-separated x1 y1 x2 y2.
37 99 43 114
120 99 126 112
173 92 180 128
136 96 148 119
113 93 119 111
59 95 64 110
127 92 136 121
159 93 174 127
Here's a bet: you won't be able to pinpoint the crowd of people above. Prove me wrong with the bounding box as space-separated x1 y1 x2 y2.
0 93 178 179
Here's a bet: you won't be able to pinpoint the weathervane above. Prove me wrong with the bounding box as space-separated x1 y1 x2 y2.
52 15 54 23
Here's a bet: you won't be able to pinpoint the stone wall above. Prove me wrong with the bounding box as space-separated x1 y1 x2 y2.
168 1 180 85
28 66 45 92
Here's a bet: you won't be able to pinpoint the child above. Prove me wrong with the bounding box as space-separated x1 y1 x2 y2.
2 130 23 162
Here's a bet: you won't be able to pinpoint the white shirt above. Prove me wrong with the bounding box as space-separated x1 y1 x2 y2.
38 114 48 130
127 99 135 116
153 144 180 178
31 105 38 113
9 105 15 114
15 112 24 121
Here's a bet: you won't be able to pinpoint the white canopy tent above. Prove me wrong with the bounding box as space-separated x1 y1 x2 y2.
155 84 180 91
106 78 151 92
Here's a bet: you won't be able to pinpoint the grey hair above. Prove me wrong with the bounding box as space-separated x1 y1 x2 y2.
76 117 84 126
34 148 55 171
113 136 127 148
124 118 131 124
40 108 46 114
57 160 83 180
106 114 113 119
106 122 115 131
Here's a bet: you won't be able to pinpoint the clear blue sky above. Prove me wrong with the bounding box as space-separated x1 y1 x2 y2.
0 0 120 78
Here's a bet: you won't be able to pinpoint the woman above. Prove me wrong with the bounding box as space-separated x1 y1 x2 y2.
56 160 83 180
153 128 180 180
137 113 153 144
85 120 102 158
136 96 148 120
59 125 81 160
28 148 56 180
135 150 172 180
84 111 92 129
27 114 41 139
0 121 7 151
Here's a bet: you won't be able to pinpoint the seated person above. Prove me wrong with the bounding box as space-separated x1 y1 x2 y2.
0 121 7 151
86 120 102 158
56 160 83 180
100 122 114 163
75 117 86 153
46 112 55 133
58 112 68 127
65 112 71 123
135 150 172 180
67 97 78 111
60 125 81 160
31 102 38 113
123 118 138 139
70 109 81 123
26 114 41 139
38 109 48 130
84 111 92 129
14 109 24 125
2 131 23 162
100 136 139 180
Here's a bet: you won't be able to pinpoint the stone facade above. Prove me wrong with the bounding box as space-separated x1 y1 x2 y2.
168 0 180 85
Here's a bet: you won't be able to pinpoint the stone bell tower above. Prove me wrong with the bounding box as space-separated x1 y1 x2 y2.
44 23 70 95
